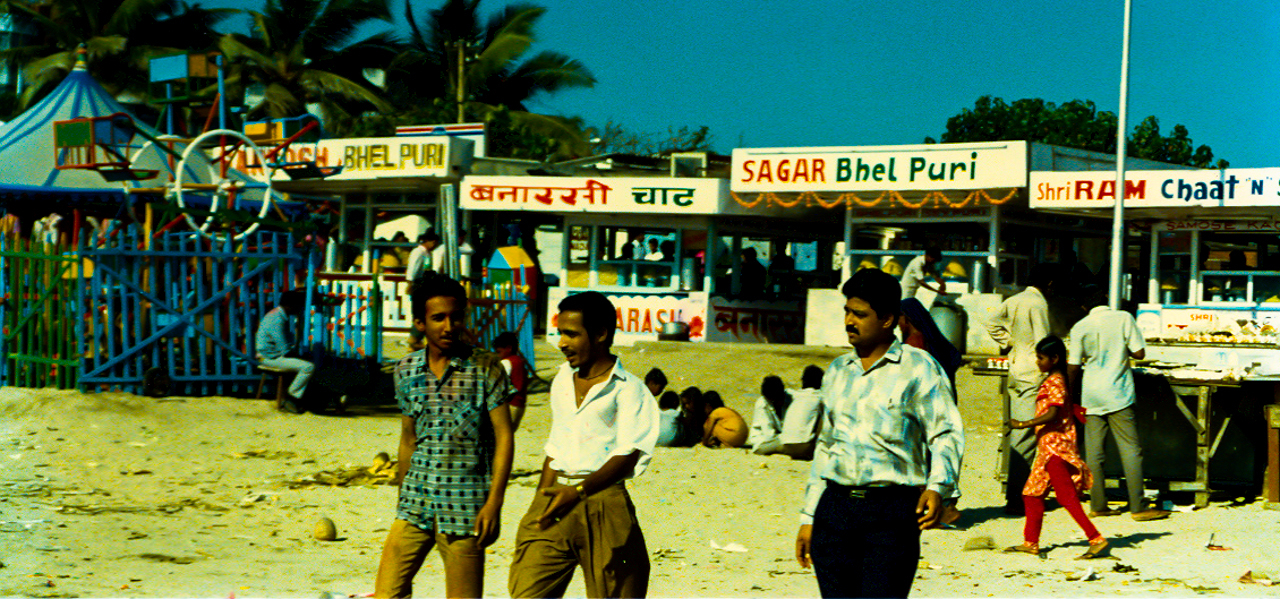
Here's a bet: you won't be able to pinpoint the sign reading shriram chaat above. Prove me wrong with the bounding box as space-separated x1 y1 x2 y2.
730 141 1026 192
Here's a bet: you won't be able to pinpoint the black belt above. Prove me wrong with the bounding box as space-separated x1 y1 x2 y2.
825 480 922 500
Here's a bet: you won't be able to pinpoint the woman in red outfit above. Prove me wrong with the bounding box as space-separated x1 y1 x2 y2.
1005 336 1108 559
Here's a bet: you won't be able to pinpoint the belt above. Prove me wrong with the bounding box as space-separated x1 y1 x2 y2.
825 480 922 500
555 473 589 486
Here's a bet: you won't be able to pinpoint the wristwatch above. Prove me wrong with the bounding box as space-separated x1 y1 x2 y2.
574 483 586 498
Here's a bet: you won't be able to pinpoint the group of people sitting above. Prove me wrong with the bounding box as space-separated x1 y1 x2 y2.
642 366 824 457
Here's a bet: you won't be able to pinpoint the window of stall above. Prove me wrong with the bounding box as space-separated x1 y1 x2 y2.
565 224 687 291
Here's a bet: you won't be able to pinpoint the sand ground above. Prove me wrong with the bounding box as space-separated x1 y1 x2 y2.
2 338 1279 598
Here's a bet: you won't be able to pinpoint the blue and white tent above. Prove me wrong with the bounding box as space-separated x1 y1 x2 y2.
0 58 300 218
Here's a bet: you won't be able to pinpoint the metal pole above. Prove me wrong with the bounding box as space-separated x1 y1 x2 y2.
1148 228 1159 304
1109 0 1133 309
216 54 226 130
841 200 853 283
988 205 1000 292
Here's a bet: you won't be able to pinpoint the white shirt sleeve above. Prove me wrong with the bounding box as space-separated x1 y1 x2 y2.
1125 314 1146 353
800 362 839 524
610 378 661 476
1067 322 1085 366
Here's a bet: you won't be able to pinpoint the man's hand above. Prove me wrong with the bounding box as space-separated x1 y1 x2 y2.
537 485 581 530
795 524 813 568
916 489 943 530
473 502 501 547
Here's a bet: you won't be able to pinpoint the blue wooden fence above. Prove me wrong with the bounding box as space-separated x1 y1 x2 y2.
469 281 536 372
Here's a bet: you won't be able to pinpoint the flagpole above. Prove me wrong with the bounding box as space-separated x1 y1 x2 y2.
1109 0 1133 309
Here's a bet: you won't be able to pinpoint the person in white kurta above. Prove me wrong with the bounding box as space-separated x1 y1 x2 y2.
986 266 1053 513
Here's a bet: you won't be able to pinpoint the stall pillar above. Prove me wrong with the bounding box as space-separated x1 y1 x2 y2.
841 200 853 282
1148 229 1159 304
705 220 718 294
1189 229 1200 305
362 195 373 274
1266 399 1280 504
730 236 742 295
986 206 1000 293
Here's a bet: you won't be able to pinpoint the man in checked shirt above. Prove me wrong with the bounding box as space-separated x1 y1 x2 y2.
795 268 965 598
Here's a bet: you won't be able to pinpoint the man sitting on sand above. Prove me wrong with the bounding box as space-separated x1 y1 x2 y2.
779 365 824 460
702 391 748 448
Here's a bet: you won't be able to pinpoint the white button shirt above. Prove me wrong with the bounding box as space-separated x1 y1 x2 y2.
780 387 823 445
900 255 930 300
545 359 659 478
986 286 1050 395
1068 306 1146 416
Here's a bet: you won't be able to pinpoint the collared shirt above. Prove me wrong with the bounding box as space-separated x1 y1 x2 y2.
255 306 293 359
901 255 933 300
780 387 822 445
1068 306 1146 416
394 350 511 535
656 408 681 447
986 286 1050 393
545 358 659 478
747 396 783 448
406 245 430 279
801 340 964 524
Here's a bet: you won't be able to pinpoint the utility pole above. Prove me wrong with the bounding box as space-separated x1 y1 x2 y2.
1109 0 1132 309
456 40 465 124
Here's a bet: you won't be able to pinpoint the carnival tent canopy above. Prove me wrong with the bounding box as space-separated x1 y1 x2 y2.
0 61 305 218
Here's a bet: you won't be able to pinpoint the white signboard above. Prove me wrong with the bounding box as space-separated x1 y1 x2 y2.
1154 220 1280 233
461 176 726 214
544 287 708 345
232 136 467 181
1030 168 1280 209
730 141 1027 192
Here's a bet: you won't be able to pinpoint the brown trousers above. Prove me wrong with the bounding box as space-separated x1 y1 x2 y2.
509 483 649 598
374 519 484 598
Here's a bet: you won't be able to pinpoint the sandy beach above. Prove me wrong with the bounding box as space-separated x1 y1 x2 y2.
2 338 1279 598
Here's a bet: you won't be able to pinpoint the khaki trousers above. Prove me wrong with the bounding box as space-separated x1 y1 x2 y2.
374 519 484 599
509 483 649 598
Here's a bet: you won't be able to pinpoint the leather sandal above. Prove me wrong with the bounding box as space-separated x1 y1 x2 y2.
1003 543 1039 555
1076 538 1109 560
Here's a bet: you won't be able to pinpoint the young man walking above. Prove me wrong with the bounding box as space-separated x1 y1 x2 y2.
509 291 659 598
795 269 964 598
374 272 515 598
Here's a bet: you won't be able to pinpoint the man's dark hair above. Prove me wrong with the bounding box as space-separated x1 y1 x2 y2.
1028 263 1059 291
418 230 441 244
494 331 518 350
761 375 790 415
703 390 724 409
658 391 680 410
840 269 901 320
411 271 467 321
558 291 617 346
645 367 668 388
742 247 758 259
925 247 942 260
801 365 824 389
279 289 306 313
1083 286 1109 309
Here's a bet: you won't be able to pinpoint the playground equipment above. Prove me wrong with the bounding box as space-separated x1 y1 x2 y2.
50 51 341 241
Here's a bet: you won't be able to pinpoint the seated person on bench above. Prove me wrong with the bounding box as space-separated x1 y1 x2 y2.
256 290 314 414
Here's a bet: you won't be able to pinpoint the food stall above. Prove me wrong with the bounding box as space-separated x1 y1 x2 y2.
1031 167 1280 504
459 173 836 344
728 141 1184 354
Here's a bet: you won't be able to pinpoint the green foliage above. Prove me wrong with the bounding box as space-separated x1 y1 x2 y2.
927 95 1227 168
218 0 396 136
383 0 595 158
586 121 714 156
0 0 233 108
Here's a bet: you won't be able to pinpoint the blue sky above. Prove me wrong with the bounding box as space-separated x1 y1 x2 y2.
213 0 1279 167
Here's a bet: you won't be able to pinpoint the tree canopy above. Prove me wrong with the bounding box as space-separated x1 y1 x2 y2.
0 0 232 109
926 96 1227 168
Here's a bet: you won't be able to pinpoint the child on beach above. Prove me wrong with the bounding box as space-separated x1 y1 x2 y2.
656 391 682 447
1005 335 1107 559
748 375 790 455
701 391 748 448
494 331 528 430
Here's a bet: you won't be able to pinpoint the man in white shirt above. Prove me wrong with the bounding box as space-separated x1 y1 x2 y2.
509 291 659 598
900 247 946 301
1068 291 1169 522
985 265 1053 515
405 231 441 283
795 269 964 598
779 365 825 460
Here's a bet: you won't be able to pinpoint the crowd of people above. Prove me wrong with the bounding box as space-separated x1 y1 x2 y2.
247 236 1179 598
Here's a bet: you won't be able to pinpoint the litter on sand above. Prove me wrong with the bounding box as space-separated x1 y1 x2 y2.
709 540 748 553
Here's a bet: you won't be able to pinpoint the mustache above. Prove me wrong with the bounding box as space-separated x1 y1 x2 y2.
846 326 859 334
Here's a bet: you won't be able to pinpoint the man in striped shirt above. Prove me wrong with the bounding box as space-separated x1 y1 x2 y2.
795 268 965 598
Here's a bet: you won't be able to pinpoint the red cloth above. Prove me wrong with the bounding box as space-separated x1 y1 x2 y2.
1023 456 1101 544
502 354 527 408
1023 372 1092 497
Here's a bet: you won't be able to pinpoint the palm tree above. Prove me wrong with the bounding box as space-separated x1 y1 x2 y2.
0 0 232 108
217 0 396 135
387 0 596 158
